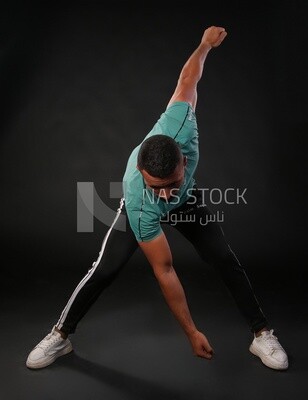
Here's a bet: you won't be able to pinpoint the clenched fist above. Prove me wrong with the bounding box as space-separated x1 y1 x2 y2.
201 26 227 48
188 330 214 359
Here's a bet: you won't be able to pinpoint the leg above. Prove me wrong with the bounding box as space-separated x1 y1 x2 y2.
26 198 139 369
167 189 268 333
56 198 139 335
167 188 288 370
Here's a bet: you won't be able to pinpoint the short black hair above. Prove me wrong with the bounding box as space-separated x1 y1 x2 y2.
137 134 182 178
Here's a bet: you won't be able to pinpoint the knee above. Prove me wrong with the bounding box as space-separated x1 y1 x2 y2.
89 257 120 284
206 247 243 272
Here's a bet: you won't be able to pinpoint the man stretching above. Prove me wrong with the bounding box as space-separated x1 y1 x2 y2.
26 26 288 371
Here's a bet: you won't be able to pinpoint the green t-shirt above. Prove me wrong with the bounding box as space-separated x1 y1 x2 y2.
122 101 199 242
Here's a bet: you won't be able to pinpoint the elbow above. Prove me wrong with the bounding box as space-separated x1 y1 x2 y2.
180 69 201 85
152 263 174 280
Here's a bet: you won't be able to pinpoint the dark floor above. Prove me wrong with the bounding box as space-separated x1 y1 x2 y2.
2 244 307 400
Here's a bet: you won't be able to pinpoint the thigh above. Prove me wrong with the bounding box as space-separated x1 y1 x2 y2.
92 199 139 277
167 188 235 265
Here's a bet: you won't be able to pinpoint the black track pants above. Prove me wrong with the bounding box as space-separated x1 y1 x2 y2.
56 189 268 335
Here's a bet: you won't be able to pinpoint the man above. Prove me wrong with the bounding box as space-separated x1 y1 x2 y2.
26 26 288 371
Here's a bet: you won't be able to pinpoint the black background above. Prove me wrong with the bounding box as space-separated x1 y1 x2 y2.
1 1 307 399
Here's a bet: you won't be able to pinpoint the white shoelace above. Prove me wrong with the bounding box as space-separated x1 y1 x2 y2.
36 327 62 351
261 329 283 352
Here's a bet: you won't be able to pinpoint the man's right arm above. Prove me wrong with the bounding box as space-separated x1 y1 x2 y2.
138 232 214 359
167 25 227 111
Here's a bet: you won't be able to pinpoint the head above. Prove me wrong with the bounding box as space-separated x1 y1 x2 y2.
137 135 187 200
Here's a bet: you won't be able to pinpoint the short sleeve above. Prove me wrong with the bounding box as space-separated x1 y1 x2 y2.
125 206 163 242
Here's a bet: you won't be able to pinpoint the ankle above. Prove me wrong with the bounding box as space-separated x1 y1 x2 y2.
255 327 269 338
55 326 68 339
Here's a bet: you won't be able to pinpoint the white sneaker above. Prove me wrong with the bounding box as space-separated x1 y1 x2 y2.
26 326 73 369
249 329 288 370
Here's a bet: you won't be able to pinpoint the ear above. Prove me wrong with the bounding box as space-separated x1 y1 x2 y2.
183 156 187 166
136 164 145 177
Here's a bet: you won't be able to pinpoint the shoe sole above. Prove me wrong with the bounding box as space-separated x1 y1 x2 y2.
249 344 288 370
26 341 73 369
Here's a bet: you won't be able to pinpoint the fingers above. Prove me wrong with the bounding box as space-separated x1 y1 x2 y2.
220 31 228 40
204 351 213 359
205 346 214 359
202 26 227 48
216 27 227 41
207 26 226 34
195 345 214 359
197 350 213 359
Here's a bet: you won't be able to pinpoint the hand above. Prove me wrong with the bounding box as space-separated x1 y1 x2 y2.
188 330 214 359
201 26 227 48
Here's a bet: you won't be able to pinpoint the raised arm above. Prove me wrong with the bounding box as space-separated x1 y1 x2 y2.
139 234 214 359
167 26 227 111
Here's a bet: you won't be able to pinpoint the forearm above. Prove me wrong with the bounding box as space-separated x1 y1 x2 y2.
178 42 212 86
167 26 226 109
154 265 197 336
